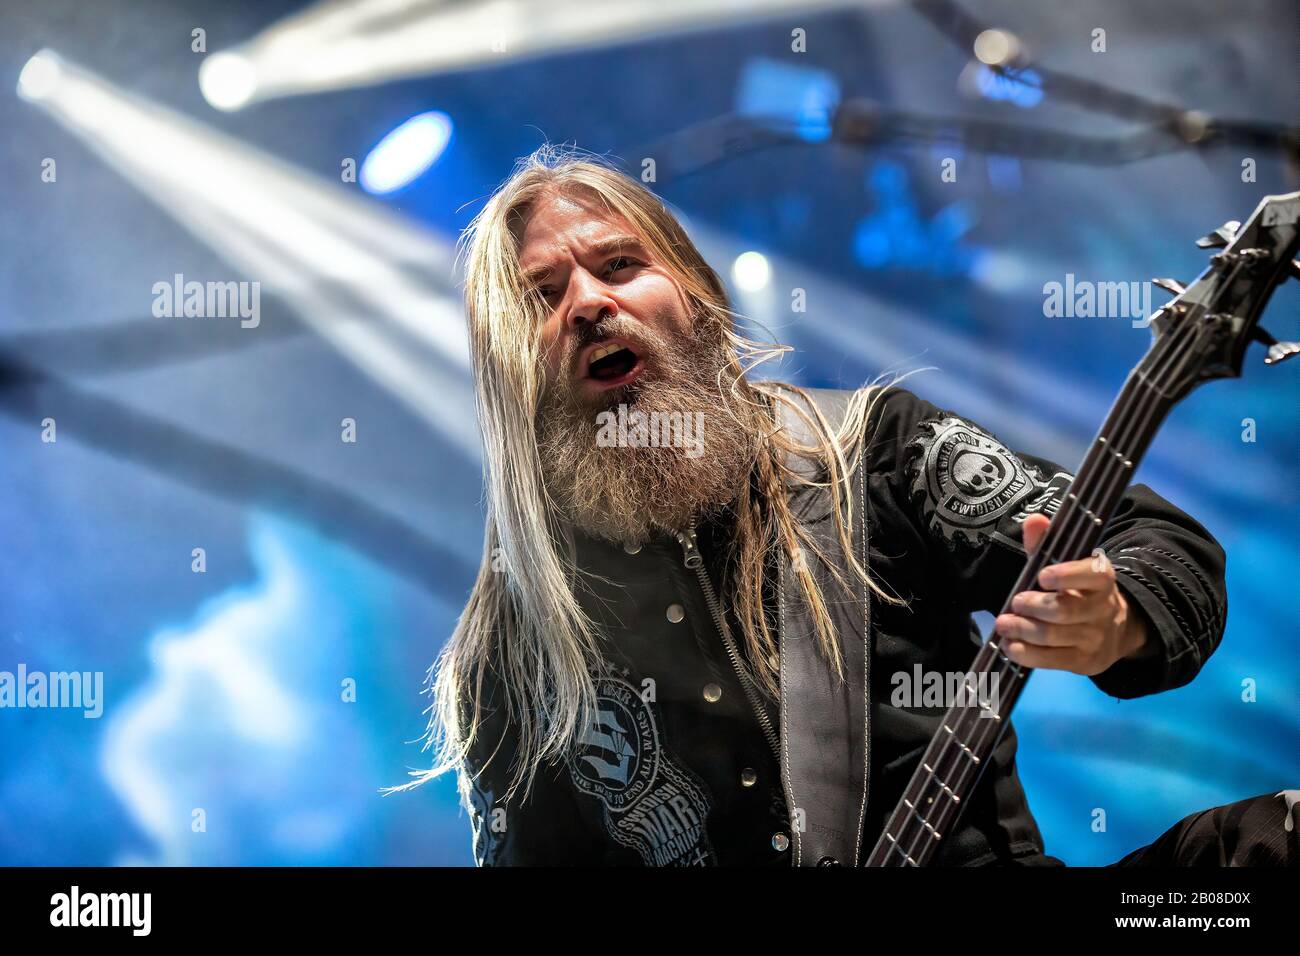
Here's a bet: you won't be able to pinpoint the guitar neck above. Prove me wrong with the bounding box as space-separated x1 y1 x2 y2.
865 366 1178 867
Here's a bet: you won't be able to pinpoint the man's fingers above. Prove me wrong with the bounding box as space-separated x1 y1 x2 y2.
1001 639 1095 674
1037 557 1116 591
994 613 1082 648
1022 513 1050 556
1008 589 1100 625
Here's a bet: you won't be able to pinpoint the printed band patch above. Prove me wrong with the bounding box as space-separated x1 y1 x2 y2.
906 415 1071 552
569 674 717 866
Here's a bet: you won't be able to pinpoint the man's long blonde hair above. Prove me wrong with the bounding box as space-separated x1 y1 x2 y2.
395 144 907 804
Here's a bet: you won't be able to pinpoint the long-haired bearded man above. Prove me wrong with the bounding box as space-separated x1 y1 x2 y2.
395 146 1296 868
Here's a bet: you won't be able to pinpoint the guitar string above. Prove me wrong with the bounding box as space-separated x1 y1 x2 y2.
879 325 1192 864
876 283 1219 865
883 247 1258 866
884 239 1289 865
876 239 1267 864
906 303 1214 861
879 210 1296 863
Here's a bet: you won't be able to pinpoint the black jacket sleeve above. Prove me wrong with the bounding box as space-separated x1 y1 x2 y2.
867 385 1227 699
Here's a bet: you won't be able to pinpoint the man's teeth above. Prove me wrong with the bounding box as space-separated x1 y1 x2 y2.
589 343 625 364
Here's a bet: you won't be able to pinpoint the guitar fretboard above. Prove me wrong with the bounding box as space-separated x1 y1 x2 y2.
865 363 1180 867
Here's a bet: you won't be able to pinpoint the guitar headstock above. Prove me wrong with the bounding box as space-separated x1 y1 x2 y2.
1143 190 1300 400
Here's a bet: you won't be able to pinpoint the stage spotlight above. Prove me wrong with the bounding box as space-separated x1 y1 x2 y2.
360 111 453 194
198 0 867 108
16 48 63 102
972 28 1021 67
199 52 259 111
732 251 771 292
20 50 477 457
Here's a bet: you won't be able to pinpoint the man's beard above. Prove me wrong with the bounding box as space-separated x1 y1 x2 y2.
537 314 759 545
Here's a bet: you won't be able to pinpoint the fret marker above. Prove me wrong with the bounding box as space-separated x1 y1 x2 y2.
922 763 960 803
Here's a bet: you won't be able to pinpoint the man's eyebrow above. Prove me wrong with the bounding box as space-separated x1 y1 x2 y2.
521 235 645 287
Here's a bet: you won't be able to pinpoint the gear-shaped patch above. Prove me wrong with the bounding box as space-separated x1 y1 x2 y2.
906 415 1064 552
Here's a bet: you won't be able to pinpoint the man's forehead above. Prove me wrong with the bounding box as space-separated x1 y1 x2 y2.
517 193 642 273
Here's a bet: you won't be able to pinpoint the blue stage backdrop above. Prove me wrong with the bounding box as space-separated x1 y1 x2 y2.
0 0 1295 865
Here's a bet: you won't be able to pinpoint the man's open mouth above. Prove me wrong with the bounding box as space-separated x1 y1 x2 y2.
584 341 642 384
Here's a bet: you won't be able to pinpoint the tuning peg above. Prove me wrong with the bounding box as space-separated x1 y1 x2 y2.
1152 277 1187 296
1196 220 1241 249
1250 326 1300 365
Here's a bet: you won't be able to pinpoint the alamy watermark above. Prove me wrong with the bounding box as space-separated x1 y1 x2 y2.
596 404 705 458
50 886 150 936
152 272 261 328
0 664 103 718
1043 274 1153 328
890 665 1001 717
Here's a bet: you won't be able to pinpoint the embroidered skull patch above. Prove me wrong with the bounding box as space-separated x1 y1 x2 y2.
907 415 1062 551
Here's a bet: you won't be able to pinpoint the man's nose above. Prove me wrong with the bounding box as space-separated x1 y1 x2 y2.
566 271 617 329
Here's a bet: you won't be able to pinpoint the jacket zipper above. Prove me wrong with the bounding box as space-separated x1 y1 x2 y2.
675 517 783 759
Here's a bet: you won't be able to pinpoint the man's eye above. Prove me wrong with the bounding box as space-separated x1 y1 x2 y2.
605 256 637 277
